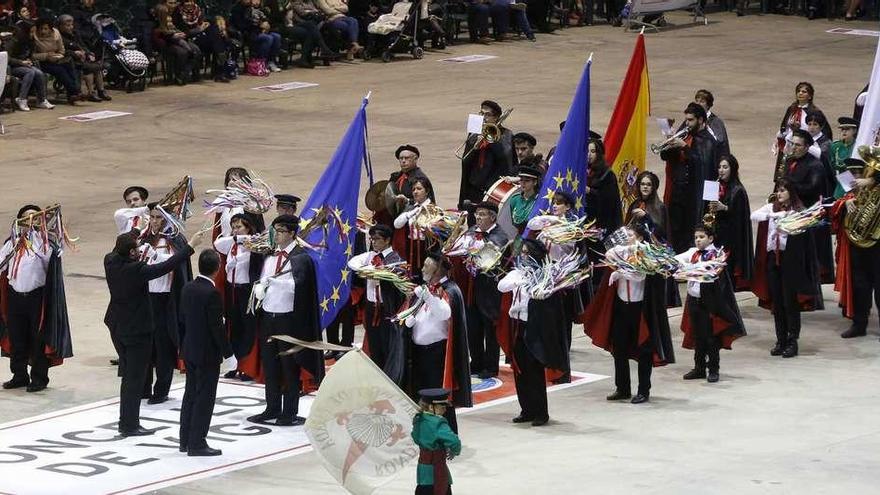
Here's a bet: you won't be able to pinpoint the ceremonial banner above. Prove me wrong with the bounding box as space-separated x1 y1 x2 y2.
604 33 651 209
854 35 880 153
528 59 591 219
305 350 420 495
301 96 373 328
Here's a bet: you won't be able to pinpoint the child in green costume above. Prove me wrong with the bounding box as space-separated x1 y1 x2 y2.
412 388 461 495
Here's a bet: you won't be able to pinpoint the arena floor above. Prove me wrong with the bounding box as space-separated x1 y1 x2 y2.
1 10 879 495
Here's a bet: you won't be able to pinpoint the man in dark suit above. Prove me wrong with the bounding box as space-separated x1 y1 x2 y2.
103 231 202 437
179 249 231 456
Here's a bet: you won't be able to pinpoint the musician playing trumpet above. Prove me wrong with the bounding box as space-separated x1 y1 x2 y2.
458 100 515 211
660 102 720 253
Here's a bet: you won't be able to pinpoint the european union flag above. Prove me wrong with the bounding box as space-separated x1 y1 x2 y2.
301 97 372 329
528 59 591 218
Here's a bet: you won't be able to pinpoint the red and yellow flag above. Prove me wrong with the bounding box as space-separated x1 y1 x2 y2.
603 33 651 210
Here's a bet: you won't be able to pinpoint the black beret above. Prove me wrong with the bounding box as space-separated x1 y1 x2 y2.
481 100 502 117
589 130 603 140
16 204 41 219
272 214 301 233
395 144 420 158
418 388 451 404
513 132 537 147
368 224 393 239
844 157 866 171
475 201 499 214
838 116 859 129
517 165 543 179
275 194 302 206
123 186 149 200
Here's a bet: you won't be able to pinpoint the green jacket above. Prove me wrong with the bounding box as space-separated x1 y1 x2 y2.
830 140 855 199
411 412 461 487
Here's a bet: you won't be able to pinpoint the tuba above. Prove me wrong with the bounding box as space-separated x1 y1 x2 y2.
844 144 880 248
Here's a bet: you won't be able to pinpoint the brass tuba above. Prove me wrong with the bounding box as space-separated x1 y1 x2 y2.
844 144 880 248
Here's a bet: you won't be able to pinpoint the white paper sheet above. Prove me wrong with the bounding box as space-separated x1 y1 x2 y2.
837 171 856 193
467 113 484 134
702 180 720 201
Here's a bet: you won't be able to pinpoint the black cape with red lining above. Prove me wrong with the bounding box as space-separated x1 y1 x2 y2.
713 180 754 291
0 248 73 365
680 268 746 350
582 272 675 366
751 220 823 312
524 291 569 372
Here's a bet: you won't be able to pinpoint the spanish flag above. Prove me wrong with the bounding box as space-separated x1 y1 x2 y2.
604 33 651 209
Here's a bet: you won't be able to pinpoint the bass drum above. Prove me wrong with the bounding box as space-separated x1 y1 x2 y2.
482 178 521 240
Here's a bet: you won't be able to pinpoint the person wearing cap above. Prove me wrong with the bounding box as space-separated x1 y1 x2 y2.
247 215 324 427
831 158 880 339
448 201 510 379
412 387 461 495
114 186 150 235
402 251 472 433
830 117 859 199
275 194 301 216
498 239 568 425
661 102 721 253
505 165 542 233
347 224 407 380
458 100 515 211
512 132 543 168
390 145 433 203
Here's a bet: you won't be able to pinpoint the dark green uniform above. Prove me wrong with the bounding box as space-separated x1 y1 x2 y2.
412 412 461 494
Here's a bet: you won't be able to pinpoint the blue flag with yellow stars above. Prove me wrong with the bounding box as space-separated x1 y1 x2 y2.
300 96 372 329
528 59 591 218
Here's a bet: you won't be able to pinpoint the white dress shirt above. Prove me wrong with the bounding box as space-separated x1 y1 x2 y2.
393 199 431 240
405 278 452 346
751 203 789 253
448 223 497 255
140 237 173 293
607 245 645 302
348 247 395 303
498 269 529 321
197 274 216 287
113 206 150 234
0 234 52 293
675 244 720 298
214 235 256 284
259 242 297 313
807 131 823 159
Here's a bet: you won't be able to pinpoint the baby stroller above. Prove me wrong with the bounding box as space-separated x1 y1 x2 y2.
364 1 424 62
93 14 150 93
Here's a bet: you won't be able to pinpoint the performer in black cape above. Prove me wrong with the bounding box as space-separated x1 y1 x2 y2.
247 215 324 427
710 155 754 291
751 180 822 359
347 224 407 382
401 250 472 433
775 82 833 183
0 205 74 392
498 239 568 426
675 225 746 383
583 224 675 404
458 100 515 210
104 231 201 436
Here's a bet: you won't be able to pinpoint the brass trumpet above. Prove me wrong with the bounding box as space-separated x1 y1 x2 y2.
650 128 689 155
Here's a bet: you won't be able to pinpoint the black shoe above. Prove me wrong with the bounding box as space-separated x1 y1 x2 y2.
223 370 239 379
707 371 719 383
98 90 112 101
770 342 786 356
179 444 187 453
214 75 231 83
188 447 222 456
478 370 497 380
293 58 315 69
782 341 798 358
512 414 534 423
110 359 119 366
807 8 816 19
147 395 169 405
606 390 631 401
3 377 29 389
119 426 155 437
841 325 867 339
142 391 153 399
239 373 254 382
630 393 649 404
247 411 280 424
87 94 102 102
683 368 706 380
26 383 47 393
275 416 306 427
531 417 549 426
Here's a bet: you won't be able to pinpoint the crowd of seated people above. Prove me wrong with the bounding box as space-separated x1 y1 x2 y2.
1 0 876 112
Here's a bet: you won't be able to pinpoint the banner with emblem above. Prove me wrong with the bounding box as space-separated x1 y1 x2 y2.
301 96 373 329
604 33 651 209
854 35 880 153
305 350 420 495
527 58 591 219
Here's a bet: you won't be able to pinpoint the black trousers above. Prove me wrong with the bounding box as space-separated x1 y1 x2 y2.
6 287 49 386
416 485 451 494
226 283 257 361
412 339 458 433
851 243 880 330
513 328 548 421
179 358 221 451
365 302 393 370
611 297 652 396
260 312 301 418
467 309 499 375
688 297 721 372
118 336 152 432
148 293 177 398
325 298 354 347
767 251 800 344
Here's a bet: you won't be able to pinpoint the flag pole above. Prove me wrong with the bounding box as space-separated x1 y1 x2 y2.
640 26 645 35
587 52 593 64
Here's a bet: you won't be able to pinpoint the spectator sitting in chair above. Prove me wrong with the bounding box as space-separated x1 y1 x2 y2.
7 21 54 111
154 3 204 85
231 0 283 72
467 0 505 44
173 0 234 82
265 0 336 68
57 14 110 102
32 17 81 105
492 0 534 42
314 0 363 60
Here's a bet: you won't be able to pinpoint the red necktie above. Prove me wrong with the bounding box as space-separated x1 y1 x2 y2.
274 251 288 274
474 231 484 241
132 216 139 229
396 173 408 191
371 253 383 266
719 183 727 200
789 161 798 174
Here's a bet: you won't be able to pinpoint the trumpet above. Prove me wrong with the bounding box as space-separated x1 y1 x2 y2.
650 128 689 155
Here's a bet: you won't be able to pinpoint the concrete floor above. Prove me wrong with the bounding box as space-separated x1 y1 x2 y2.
1 10 879 494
